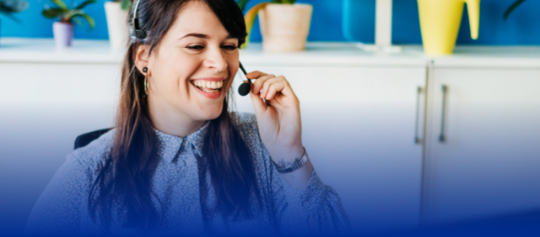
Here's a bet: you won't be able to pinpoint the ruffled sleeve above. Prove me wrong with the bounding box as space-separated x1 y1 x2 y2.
233 112 352 235
261 145 352 235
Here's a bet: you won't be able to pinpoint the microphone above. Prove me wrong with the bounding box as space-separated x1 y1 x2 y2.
238 62 251 96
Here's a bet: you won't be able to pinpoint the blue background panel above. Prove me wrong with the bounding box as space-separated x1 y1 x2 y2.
0 0 539 45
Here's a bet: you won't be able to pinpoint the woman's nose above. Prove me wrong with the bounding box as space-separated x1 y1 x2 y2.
203 50 228 73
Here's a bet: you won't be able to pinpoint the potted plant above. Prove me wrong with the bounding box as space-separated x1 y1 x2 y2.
42 0 96 48
503 0 527 20
0 0 29 45
104 0 131 51
242 0 313 52
236 0 250 11
237 0 265 49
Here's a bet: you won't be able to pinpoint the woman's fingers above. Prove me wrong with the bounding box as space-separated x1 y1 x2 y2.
249 86 267 114
262 79 287 100
262 76 296 99
251 74 276 95
260 77 280 98
245 70 268 80
247 71 297 101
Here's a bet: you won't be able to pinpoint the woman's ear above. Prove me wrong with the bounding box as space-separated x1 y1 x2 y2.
134 44 151 75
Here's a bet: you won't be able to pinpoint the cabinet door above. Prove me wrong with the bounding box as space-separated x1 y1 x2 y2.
233 65 426 231
424 68 540 224
0 62 120 232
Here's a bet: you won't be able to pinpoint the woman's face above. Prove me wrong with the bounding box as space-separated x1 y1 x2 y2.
138 1 240 122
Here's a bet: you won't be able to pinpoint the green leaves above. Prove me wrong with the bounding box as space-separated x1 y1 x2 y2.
120 0 131 11
51 0 68 10
70 12 95 29
42 8 65 19
272 0 295 4
42 0 96 30
0 0 29 13
503 0 527 20
0 0 29 23
235 0 296 13
236 0 250 12
75 0 96 10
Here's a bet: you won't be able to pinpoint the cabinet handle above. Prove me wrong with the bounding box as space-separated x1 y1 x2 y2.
414 87 422 144
439 85 448 142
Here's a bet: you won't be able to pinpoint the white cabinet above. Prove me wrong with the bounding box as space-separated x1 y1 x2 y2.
423 65 540 224
0 62 121 233
234 62 426 231
0 39 124 233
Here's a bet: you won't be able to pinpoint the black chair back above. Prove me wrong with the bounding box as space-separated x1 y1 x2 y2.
74 128 112 150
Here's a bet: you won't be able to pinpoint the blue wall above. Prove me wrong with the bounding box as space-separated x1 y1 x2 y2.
0 0 539 45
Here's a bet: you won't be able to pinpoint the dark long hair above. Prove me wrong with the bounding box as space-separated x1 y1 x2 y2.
88 0 259 231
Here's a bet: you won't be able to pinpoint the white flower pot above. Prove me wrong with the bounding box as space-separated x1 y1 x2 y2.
258 4 313 52
104 2 129 51
53 22 74 48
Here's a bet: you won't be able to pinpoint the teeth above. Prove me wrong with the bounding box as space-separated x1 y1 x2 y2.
201 87 217 93
192 80 224 90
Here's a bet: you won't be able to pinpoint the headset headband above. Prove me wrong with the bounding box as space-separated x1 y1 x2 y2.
132 0 147 39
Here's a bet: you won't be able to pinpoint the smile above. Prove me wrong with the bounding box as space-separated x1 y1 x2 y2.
189 77 227 99
190 79 224 93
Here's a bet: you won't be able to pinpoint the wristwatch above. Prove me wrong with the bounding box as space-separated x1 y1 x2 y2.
272 147 309 174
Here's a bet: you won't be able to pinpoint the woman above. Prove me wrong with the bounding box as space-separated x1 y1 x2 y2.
25 0 350 236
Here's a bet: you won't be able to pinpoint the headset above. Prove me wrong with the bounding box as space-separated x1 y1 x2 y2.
237 62 252 96
132 0 147 39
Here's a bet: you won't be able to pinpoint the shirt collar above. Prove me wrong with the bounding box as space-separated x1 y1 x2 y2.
154 120 210 163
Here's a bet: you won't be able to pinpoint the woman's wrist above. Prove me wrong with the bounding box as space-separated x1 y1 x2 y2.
272 147 309 174
267 144 313 190
268 144 304 165
279 158 314 191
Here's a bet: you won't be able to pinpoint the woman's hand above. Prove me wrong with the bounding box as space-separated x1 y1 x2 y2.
246 71 313 190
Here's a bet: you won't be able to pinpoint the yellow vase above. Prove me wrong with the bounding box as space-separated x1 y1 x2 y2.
417 0 480 55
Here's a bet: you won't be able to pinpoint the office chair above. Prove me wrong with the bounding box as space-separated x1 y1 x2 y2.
74 128 112 150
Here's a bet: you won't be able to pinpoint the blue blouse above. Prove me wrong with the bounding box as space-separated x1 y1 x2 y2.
25 113 351 236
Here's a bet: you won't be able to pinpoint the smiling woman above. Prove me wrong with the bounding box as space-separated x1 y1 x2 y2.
24 0 351 236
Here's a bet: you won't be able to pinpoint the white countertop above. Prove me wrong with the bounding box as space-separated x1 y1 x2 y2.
0 38 124 64
1 38 540 68
405 45 540 69
239 42 424 67
0 38 424 67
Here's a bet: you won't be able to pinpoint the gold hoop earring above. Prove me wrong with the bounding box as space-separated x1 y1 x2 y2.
142 67 149 95
144 76 148 95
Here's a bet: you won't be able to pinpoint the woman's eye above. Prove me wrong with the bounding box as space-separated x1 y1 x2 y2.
186 45 204 50
222 45 238 51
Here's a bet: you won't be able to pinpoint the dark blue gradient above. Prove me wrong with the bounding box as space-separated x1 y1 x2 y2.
3 128 540 236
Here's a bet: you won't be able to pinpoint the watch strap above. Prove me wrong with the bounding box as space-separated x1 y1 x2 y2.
272 147 309 174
